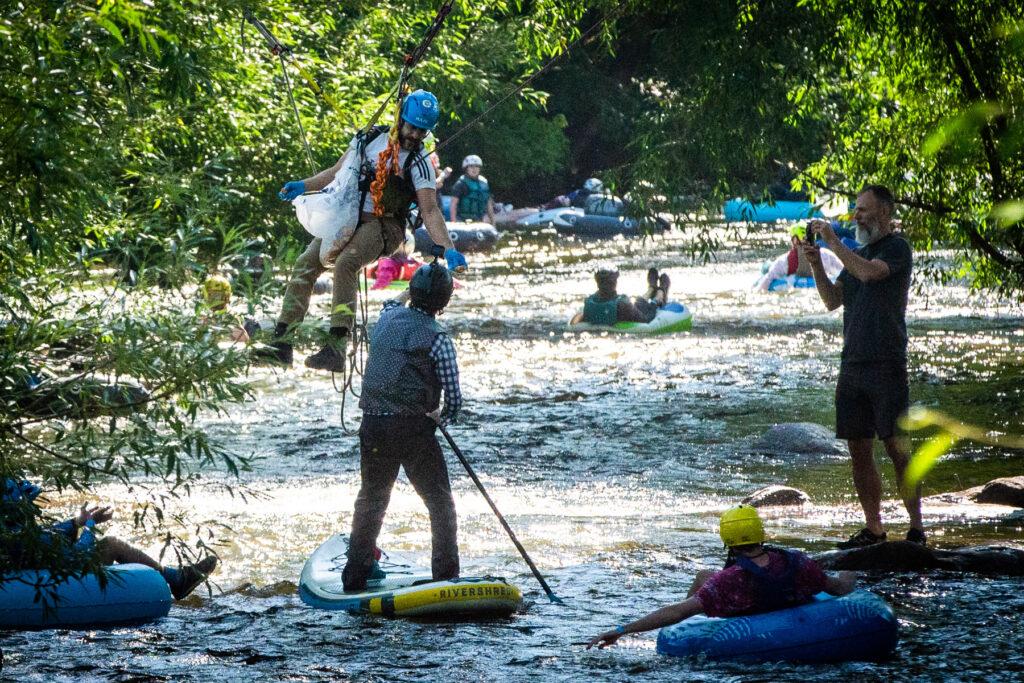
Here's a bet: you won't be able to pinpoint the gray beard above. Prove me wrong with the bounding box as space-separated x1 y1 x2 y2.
855 223 882 245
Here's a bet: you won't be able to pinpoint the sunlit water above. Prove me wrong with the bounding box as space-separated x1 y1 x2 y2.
4 228 1023 681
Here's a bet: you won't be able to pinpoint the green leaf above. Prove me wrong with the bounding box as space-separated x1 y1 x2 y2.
990 200 1024 228
96 18 125 45
903 431 959 494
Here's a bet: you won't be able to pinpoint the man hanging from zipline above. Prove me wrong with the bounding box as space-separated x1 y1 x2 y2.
257 89 467 372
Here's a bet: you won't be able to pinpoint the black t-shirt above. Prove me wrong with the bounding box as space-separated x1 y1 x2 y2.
838 233 912 364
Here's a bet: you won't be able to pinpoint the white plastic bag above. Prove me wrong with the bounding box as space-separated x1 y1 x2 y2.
292 139 362 265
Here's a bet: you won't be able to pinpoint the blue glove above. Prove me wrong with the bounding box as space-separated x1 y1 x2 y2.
445 248 467 272
278 180 305 201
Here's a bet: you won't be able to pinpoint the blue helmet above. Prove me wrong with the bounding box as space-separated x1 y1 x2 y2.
2 478 42 504
401 89 440 131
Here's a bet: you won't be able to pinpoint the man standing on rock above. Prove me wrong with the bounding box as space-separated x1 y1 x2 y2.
803 185 925 548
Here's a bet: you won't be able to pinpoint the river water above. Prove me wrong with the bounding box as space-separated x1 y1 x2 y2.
3 228 1023 681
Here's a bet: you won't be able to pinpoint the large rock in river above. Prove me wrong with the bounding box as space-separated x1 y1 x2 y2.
753 423 848 457
927 475 1024 508
975 476 1024 508
742 485 810 507
815 541 1024 576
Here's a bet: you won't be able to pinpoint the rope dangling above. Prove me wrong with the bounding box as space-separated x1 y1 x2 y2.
369 95 406 217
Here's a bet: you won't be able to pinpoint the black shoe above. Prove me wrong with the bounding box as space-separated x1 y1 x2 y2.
646 268 659 290
304 341 347 372
254 340 293 366
837 528 887 549
169 556 218 600
658 273 671 300
242 318 262 340
906 528 927 546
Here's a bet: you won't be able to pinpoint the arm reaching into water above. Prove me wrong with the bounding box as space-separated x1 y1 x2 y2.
587 596 704 649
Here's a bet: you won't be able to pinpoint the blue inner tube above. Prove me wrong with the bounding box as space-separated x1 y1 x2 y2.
657 590 898 663
415 224 499 254
767 275 817 291
0 564 172 630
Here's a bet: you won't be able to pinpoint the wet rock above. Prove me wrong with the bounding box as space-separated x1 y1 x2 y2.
17 377 150 419
974 476 1024 508
927 476 1024 508
742 485 810 507
815 541 1024 576
753 423 848 457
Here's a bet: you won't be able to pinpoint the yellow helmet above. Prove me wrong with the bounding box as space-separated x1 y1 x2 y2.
719 504 765 547
788 221 808 239
202 273 233 311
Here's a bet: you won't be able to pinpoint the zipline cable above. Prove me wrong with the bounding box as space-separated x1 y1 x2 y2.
243 9 317 173
436 3 626 152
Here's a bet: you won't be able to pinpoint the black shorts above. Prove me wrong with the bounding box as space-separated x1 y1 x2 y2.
835 362 909 441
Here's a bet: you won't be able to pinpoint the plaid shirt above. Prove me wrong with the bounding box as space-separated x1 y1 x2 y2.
378 300 462 425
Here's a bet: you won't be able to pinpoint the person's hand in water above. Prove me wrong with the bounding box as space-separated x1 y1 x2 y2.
279 180 306 201
587 627 625 649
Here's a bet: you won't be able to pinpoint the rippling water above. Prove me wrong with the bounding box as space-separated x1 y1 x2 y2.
4 228 1023 681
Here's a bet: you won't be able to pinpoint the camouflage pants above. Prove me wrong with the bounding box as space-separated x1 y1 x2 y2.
278 217 403 330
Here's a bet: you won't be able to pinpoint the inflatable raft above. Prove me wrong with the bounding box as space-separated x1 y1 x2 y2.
299 535 522 618
767 274 817 292
657 590 898 663
0 564 172 630
724 199 822 223
415 222 498 254
568 302 693 335
560 213 640 237
514 207 584 230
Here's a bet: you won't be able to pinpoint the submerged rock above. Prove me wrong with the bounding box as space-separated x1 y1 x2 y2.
928 476 1024 508
815 541 1024 576
18 377 150 419
975 476 1024 508
753 423 848 457
742 485 810 507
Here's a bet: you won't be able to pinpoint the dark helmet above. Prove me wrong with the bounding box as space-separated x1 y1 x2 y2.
410 262 454 313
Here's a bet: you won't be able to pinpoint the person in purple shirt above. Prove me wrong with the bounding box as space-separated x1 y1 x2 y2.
588 505 856 649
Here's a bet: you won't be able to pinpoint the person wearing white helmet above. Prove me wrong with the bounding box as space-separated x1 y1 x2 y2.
449 154 495 225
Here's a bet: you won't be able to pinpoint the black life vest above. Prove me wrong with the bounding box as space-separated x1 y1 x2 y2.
356 125 426 222
729 546 802 614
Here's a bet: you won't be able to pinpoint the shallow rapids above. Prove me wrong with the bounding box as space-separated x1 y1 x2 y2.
4 228 1022 681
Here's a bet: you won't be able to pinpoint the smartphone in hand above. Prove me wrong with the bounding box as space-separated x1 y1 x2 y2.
805 221 817 244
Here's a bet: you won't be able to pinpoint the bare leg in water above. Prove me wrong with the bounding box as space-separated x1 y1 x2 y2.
96 537 163 571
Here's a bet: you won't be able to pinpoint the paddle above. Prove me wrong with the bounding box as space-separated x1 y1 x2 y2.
438 425 564 604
